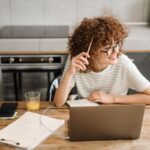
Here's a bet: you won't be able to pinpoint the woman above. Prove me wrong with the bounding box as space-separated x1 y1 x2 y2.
54 16 150 107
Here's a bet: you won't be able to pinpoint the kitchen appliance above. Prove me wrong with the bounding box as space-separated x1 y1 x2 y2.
0 54 67 101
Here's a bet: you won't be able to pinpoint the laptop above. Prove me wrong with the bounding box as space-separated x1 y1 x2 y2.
68 104 145 141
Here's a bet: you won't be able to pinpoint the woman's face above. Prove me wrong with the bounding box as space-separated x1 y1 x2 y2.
96 42 120 66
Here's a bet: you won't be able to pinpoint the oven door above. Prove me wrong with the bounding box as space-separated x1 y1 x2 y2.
2 69 61 101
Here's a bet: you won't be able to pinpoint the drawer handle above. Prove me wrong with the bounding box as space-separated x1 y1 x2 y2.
130 59 134 62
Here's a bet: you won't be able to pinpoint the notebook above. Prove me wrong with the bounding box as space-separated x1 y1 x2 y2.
67 99 99 107
68 104 145 141
0 111 64 149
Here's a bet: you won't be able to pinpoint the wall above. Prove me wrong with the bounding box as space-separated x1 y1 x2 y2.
0 0 149 26
0 0 150 51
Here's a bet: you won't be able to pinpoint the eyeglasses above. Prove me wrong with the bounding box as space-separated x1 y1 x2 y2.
101 42 121 56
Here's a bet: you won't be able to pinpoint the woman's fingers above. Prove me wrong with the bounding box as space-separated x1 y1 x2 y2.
91 96 98 101
79 52 90 58
73 59 87 70
71 52 90 71
79 56 89 65
89 96 98 102
87 92 101 101
73 62 86 71
76 54 89 65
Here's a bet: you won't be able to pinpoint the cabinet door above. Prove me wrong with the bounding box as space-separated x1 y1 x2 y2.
126 52 150 94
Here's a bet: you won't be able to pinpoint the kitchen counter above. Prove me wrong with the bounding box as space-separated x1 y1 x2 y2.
0 50 150 55
0 50 69 55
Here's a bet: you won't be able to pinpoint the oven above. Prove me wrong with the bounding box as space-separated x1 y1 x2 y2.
0 54 67 101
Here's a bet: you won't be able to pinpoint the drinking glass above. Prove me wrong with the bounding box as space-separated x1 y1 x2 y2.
25 91 40 111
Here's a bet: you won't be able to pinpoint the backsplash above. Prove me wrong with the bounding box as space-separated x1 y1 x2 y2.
0 0 149 30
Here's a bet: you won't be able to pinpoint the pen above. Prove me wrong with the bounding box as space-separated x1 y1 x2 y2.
79 36 94 72
87 36 94 54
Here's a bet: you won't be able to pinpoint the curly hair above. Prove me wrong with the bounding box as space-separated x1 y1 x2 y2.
68 16 128 71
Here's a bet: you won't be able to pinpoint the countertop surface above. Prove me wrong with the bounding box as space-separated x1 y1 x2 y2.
0 50 150 55
0 50 69 55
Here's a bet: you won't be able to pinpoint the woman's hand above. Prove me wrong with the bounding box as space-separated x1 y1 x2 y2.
87 91 115 104
68 52 90 75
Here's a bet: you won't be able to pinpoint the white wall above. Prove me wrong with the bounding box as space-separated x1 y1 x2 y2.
0 0 150 51
0 0 149 26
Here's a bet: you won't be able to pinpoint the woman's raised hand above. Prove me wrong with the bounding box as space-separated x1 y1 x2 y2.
68 52 90 75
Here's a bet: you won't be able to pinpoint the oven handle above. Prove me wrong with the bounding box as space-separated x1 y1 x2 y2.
0 64 63 70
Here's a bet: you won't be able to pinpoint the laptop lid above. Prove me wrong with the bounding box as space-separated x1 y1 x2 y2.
68 104 145 141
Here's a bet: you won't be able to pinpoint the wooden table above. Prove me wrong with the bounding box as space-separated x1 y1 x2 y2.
0 101 150 150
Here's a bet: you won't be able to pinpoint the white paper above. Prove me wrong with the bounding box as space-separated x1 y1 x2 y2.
67 99 99 107
0 111 64 149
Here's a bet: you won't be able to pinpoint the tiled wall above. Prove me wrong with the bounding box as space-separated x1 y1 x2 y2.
0 0 149 27
0 0 150 51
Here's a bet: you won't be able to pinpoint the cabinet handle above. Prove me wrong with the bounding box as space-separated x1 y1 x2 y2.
130 59 134 62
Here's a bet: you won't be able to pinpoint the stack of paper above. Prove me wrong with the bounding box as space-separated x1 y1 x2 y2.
67 99 99 107
0 111 64 149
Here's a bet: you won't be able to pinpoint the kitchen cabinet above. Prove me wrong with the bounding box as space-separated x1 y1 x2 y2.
126 51 150 94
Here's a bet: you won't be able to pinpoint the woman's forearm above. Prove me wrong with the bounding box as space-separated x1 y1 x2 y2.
53 71 74 107
115 94 150 104
54 52 90 107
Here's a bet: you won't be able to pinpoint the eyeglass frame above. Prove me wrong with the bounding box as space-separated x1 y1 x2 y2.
100 41 122 56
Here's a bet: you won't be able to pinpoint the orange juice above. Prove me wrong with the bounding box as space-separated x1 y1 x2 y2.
25 91 40 111
26 100 40 111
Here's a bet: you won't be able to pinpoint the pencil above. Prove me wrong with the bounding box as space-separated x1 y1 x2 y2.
87 36 94 54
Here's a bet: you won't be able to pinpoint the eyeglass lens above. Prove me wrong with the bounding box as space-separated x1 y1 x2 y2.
101 42 120 56
107 44 118 56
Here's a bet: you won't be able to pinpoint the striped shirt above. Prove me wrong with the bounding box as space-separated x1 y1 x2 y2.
62 54 150 98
